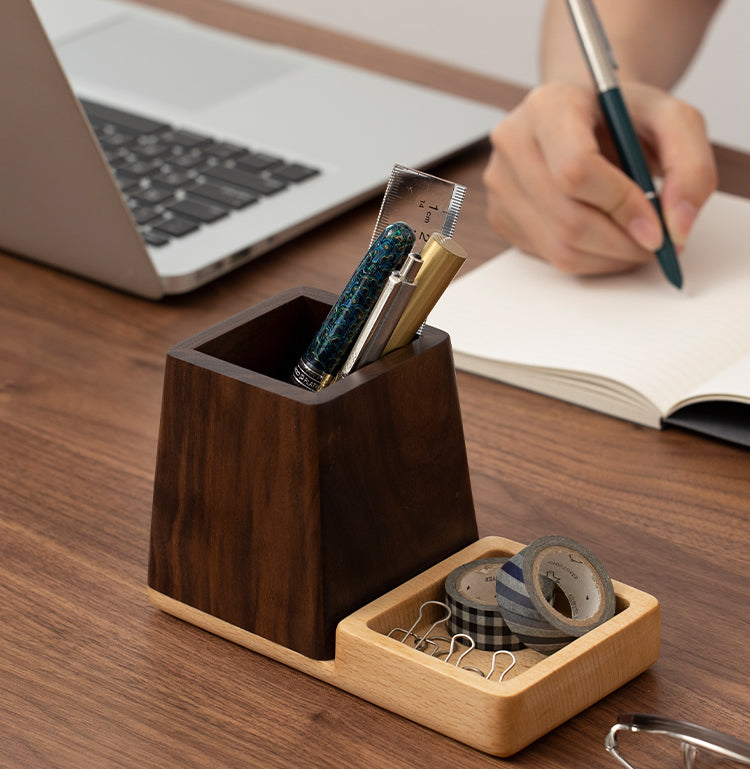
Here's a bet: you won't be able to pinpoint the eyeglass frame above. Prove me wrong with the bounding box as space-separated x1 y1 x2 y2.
606 713 750 769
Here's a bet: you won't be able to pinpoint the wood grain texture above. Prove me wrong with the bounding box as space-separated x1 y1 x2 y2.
337 537 659 757
1 1 749 767
149 288 477 658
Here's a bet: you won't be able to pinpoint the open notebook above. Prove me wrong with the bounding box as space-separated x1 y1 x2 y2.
429 190 750 447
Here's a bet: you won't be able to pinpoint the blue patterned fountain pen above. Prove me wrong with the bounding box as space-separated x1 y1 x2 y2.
291 221 415 390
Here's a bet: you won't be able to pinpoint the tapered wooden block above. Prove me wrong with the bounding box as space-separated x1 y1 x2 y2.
148 287 478 659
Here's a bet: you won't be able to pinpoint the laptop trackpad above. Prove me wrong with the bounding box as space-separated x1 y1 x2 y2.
56 17 298 111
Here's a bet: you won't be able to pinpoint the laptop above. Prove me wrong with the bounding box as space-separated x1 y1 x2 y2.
1 0 505 299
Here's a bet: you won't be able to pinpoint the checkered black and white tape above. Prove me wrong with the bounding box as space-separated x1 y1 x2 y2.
444 558 524 652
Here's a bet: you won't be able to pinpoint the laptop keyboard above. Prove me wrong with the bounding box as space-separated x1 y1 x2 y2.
80 99 321 247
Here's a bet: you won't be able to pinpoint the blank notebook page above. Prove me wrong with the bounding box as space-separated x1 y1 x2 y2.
429 190 750 423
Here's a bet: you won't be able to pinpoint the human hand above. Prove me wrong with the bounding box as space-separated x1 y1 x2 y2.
483 81 717 275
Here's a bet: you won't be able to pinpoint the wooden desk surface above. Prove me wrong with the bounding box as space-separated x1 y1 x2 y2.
2 2 748 767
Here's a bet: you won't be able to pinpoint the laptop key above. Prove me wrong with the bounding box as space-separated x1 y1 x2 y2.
129 185 174 205
160 129 212 149
132 141 171 159
141 229 171 247
103 146 132 163
129 205 162 225
168 151 204 170
190 182 259 210
150 168 196 188
234 151 283 172
204 141 246 161
168 198 229 223
272 162 320 183
97 130 135 148
112 156 165 178
112 172 140 194
200 165 287 196
153 216 199 237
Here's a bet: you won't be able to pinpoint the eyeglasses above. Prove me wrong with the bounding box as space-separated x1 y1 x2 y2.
606 714 750 769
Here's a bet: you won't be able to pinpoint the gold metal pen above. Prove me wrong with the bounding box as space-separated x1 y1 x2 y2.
382 232 467 355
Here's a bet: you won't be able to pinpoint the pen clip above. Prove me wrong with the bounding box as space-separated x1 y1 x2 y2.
586 0 618 72
566 0 619 90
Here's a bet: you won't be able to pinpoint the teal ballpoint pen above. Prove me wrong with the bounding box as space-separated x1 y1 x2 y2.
565 0 683 288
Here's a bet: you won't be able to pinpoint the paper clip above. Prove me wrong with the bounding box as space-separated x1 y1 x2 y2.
387 600 452 651
387 601 518 682
385 628 419 643
423 635 452 657
440 633 476 668
488 649 516 683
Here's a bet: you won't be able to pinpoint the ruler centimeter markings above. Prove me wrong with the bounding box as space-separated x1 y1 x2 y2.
370 164 467 246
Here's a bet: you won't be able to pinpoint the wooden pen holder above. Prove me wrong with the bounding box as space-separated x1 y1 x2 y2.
148 287 478 660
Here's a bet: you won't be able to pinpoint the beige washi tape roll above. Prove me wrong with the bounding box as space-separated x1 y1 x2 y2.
495 535 616 654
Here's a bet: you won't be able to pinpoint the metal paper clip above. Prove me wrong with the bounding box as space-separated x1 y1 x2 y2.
387 600 452 651
387 605 518 683
423 635 452 657
488 649 516 683
440 633 476 669
385 628 419 643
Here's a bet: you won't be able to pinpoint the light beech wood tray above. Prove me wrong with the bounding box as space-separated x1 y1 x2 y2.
149 536 660 756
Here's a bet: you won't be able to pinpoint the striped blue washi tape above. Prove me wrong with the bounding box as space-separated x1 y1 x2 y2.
495 535 616 655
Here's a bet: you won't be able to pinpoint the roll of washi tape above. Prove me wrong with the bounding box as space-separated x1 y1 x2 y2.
495 535 616 655
445 558 526 651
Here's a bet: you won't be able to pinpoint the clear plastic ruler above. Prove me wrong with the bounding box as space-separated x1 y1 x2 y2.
370 164 467 247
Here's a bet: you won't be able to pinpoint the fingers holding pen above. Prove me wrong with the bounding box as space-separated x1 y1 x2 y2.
484 81 718 275
531 84 666 253
485 83 658 276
